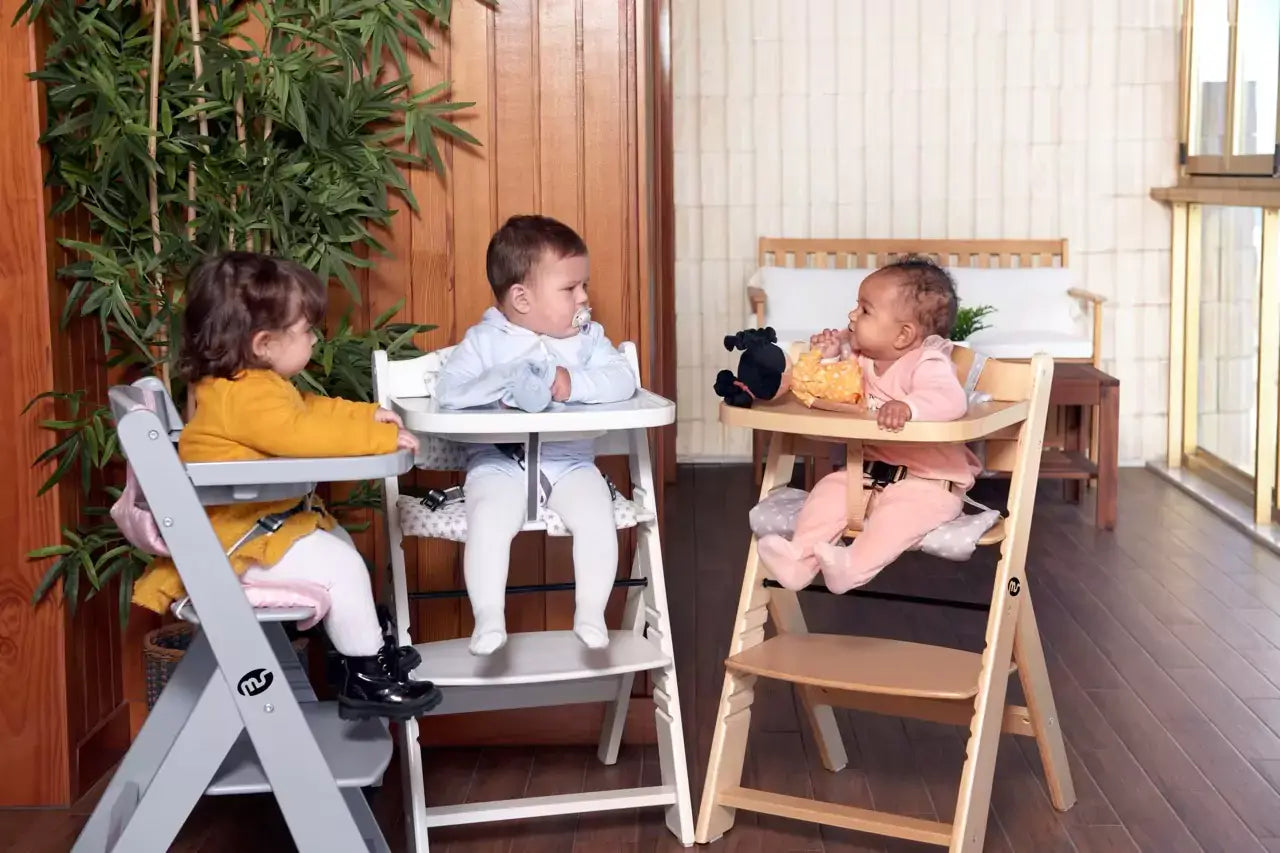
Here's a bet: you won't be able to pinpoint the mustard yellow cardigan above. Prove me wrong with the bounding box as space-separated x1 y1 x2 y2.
131 369 400 615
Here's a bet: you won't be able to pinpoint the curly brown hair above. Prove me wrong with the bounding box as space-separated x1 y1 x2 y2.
178 251 326 383
882 255 959 338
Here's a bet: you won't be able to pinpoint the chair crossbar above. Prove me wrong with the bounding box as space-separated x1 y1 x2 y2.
422 786 678 828
409 578 648 600
760 579 991 612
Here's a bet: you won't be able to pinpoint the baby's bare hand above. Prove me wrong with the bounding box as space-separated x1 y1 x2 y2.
551 366 572 402
809 329 842 359
374 406 404 428
876 400 911 432
396 428 420 453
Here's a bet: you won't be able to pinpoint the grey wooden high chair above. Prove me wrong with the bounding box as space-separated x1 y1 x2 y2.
73 378 411 853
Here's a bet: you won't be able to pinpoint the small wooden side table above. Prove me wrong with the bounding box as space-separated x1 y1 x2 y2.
1045 363 1119 530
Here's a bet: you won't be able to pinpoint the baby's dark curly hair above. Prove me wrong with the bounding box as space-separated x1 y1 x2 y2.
881 255 958 338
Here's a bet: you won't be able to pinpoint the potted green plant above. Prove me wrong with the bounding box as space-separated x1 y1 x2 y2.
951 304 996 344
19 0 487 625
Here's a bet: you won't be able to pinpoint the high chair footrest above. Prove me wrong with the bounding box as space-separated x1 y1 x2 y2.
409 630 670 687
397 492 653 541
422 786 678 828
725 633 1015 700
716 786 952 847
205 702 392 795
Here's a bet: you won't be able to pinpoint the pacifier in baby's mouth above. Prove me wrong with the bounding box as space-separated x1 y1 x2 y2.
571 305 592 331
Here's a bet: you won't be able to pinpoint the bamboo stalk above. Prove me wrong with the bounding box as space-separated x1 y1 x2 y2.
146 0 162 257
146 0 169 389
187 0 211 242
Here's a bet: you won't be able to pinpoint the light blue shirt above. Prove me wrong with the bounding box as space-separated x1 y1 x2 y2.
435 307 637 485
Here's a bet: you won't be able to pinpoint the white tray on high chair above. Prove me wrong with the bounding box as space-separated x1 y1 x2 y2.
390 389 674 442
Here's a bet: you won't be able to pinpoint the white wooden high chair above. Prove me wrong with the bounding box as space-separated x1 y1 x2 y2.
372 343 694 852
695 350 1075 852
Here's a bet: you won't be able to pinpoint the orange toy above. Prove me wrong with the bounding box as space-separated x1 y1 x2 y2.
783 347 864 409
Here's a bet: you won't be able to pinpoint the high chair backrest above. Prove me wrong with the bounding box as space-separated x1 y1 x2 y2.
109 378 187 556
371 342 646 469
950 345 1041 473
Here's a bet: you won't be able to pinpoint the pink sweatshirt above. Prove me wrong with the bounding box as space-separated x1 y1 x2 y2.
857 336 981 490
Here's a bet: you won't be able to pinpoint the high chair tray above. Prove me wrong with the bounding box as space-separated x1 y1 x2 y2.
186 450 414 487
719 398 1029 443
391 389 675 437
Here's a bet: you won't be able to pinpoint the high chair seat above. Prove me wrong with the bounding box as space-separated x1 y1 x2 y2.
396 491 653 541
171 601 317 625
844 514 1006 546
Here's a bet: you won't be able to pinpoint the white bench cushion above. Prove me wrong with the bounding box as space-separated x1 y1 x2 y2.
749 264 1094 361
962 329 1093 360
397 492 652 541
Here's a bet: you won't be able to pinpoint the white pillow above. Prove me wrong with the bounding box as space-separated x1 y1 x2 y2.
948 267 1086 339
753 266 876 334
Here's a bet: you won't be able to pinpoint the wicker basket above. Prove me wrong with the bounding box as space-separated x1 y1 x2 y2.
143 622 309 709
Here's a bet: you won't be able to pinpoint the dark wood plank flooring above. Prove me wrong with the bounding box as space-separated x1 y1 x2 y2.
9 467 1280 851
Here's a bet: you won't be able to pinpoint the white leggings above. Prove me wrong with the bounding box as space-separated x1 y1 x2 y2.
464 466 617 638
241 527 383 657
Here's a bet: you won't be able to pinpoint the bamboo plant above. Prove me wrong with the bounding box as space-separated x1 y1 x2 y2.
18 0 484 623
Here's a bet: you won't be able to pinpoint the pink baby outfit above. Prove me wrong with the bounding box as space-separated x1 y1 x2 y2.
758 336 981 594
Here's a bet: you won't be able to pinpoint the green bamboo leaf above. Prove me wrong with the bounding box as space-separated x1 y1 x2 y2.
29 558 65 606
371 299 405 329
28 544 74 559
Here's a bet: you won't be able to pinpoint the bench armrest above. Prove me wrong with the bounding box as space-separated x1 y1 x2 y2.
1067 288 1106 367
748 286 766 327
1067 287 1106 305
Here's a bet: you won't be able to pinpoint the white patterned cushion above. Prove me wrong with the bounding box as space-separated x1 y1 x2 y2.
414 436 467 471
748 486 1000 561
398 492 648 542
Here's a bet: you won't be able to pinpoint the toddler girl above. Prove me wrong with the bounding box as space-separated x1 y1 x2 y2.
130 251 441 721
757 257 981 594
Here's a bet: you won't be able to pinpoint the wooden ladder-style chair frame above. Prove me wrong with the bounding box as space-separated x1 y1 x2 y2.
695 350 1075 852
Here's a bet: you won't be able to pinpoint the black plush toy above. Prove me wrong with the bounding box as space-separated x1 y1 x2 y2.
713 327 788 408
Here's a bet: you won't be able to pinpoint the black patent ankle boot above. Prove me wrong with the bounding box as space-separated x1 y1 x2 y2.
337 655 442 721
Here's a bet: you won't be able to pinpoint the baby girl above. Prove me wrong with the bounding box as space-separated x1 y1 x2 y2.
757 256 981 594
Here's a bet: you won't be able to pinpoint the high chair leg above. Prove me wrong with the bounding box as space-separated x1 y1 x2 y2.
111 673 245 852
343 788 392 853
696 437 800 844
598 547 645 766
72 633 218 853
399 717 432 853
950 569 1025 852
1013 588 1076 811
768 589 847 773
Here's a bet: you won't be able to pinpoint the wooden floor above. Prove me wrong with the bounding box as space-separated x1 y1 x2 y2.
10 466 1280 852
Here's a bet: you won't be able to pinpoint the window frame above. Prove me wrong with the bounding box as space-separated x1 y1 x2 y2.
1182 0 1280 177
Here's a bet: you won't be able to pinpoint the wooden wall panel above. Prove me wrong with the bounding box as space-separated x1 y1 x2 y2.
0 6 70 806
368 0 653 656
1 0 664 800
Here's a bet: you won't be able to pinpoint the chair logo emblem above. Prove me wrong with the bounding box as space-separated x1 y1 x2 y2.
237 668 274 696
1007 578 1021 596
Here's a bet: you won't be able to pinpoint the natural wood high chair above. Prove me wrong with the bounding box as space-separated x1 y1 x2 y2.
694 350 1075 852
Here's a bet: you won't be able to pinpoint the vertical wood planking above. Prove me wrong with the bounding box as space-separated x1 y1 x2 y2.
0 5 71 806
491 1 546 635
538 0 585 629
6 0 658 775
448 0 498 640
408 18 462 643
